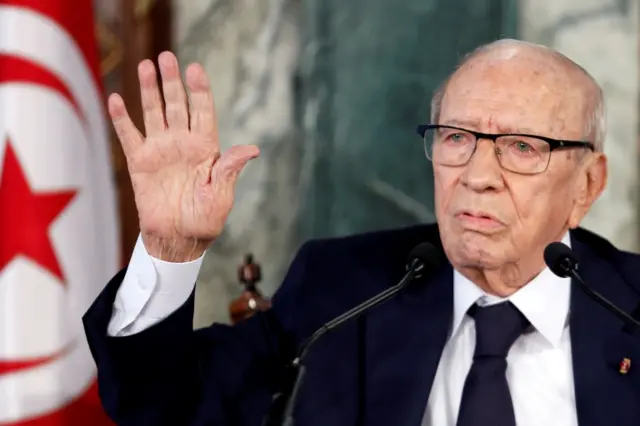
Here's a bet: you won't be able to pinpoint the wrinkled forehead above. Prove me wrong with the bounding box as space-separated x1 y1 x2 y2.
439 58 588 138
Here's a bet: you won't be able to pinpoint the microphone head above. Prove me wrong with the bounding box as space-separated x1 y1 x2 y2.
544 241 577 278
407 242 443 278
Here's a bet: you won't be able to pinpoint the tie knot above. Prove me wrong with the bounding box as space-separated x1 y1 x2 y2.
469 301 530 358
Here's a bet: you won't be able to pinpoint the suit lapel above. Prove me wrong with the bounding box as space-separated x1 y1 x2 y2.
363 262 453 426
569 232 640 426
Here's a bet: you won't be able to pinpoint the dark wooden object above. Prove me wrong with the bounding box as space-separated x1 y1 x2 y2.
229 254 271 324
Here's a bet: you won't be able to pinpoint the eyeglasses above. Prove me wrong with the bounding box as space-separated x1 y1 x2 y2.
415 124 595 175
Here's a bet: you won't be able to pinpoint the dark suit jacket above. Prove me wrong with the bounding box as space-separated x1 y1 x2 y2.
83 224 640 426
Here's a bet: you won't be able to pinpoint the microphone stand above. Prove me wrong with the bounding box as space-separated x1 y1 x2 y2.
274 259 425 426
563 261 640 333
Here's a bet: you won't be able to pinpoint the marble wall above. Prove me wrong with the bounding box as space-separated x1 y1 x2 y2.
520 0 640 251
295 0 516 240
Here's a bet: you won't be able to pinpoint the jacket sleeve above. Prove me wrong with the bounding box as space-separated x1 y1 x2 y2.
82 241 315 426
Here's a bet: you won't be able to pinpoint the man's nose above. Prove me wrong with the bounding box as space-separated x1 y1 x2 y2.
459 139 505 192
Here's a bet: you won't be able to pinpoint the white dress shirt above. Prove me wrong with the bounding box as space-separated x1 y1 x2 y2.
423 232 578 426
108 233 579 426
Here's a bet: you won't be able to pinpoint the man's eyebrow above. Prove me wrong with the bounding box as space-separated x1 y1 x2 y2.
440 119 481 129
440 119 540 135
497 126 540 135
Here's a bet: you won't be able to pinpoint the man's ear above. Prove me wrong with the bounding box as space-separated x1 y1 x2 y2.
567 153 607 229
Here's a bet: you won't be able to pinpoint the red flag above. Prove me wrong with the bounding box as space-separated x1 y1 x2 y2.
0 1 119 424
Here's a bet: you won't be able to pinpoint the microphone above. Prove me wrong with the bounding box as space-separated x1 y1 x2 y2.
544 242 640 333
271 242 442 426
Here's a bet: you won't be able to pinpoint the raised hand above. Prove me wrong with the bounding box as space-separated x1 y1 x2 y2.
108 51 259 262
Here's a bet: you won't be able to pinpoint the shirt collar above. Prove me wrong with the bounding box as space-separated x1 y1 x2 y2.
451 232 572 348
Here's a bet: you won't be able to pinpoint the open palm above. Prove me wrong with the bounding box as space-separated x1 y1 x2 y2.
109 52 259 261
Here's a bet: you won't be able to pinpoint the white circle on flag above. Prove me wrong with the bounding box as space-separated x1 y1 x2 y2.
0 5 120 423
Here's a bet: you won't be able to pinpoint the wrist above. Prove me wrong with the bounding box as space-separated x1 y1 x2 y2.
141 233 211 262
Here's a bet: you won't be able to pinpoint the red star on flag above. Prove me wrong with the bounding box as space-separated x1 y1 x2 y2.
0 138 77 284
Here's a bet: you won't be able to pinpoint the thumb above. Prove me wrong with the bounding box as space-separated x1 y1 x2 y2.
214 144 260 183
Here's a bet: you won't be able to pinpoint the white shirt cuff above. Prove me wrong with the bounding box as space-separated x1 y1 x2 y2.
107 234 204 337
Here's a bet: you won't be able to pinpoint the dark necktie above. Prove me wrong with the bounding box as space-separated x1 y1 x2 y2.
456 301 530 426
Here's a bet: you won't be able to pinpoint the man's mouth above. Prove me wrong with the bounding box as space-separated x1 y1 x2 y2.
455 210 505 230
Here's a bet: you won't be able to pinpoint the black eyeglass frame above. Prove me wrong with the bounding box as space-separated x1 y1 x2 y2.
416 124 595 152
415 124 596 174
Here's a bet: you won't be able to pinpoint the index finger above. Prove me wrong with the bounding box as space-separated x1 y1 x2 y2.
108 93 143 157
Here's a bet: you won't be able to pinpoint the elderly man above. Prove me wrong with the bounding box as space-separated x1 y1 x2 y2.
83 39 640 426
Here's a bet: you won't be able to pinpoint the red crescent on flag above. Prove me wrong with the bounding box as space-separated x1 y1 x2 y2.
0 343 73 377
0 350 66 377
0 55 84 122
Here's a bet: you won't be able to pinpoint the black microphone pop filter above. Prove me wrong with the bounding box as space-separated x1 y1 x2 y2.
544 241 578 278
407 242 443 278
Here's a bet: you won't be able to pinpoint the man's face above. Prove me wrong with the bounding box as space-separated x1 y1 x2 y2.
434 53 605 285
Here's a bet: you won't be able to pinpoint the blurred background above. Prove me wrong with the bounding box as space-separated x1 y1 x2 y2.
96 0 639 328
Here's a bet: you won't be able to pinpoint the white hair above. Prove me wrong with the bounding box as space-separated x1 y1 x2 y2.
430 39 606 152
